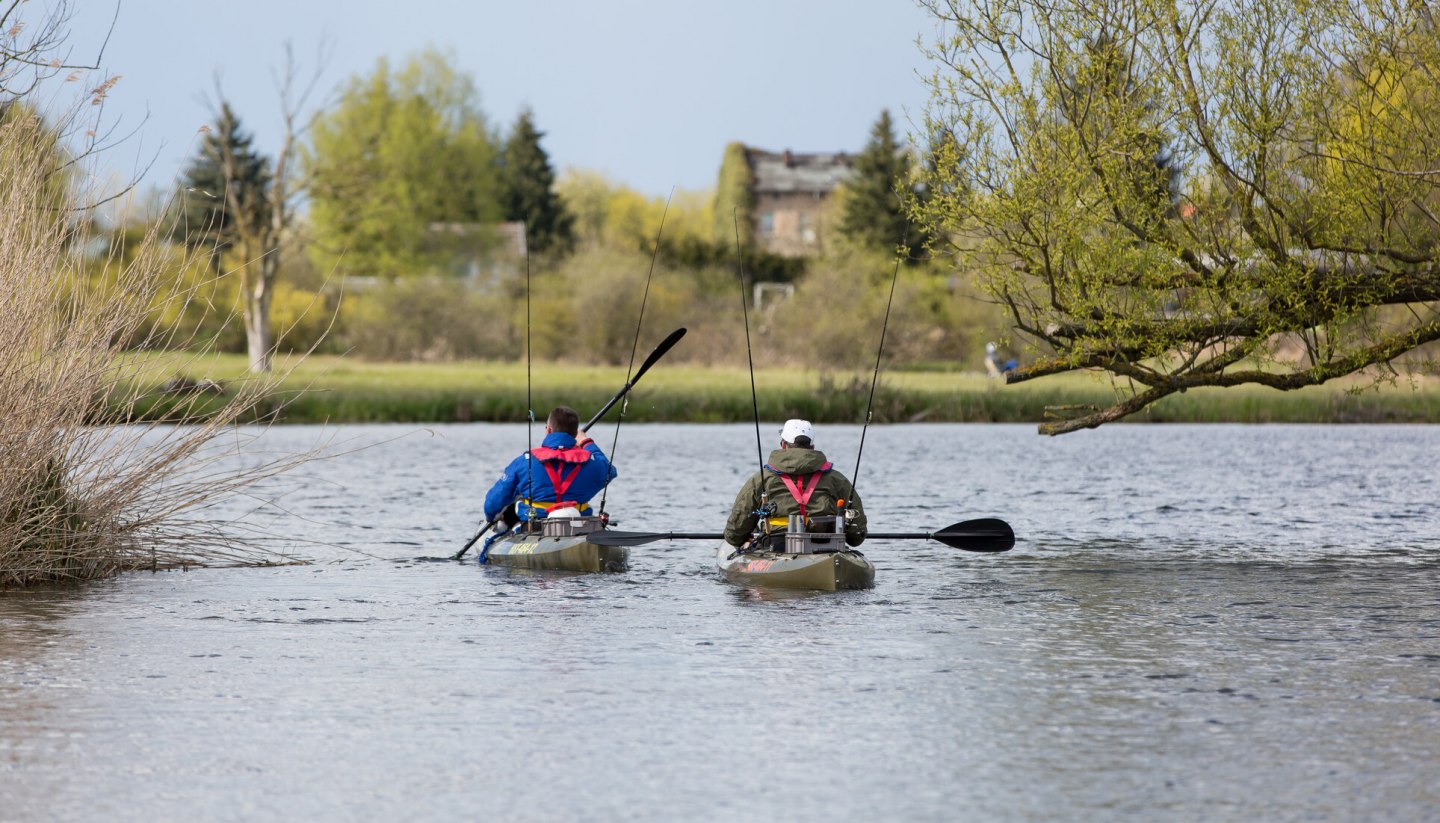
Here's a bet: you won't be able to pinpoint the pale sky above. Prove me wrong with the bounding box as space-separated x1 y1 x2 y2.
51 0 942 198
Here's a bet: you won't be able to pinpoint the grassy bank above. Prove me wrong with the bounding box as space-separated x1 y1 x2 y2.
113 353 1440 427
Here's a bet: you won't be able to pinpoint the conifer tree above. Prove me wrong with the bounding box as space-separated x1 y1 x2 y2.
499 108 574 256
838 109 929 259
177 103 271 257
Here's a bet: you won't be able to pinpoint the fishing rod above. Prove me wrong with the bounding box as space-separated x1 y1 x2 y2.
597 188 675 518
734 210 764 480
525 250 534 523
849 247 904 509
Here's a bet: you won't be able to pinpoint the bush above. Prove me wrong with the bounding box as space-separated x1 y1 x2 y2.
1 110 303 587
332 277 515 360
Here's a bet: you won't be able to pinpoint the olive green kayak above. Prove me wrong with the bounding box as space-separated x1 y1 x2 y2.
714 542 876 591
484 531 629 573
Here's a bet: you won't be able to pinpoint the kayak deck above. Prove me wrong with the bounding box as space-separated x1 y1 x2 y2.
484 531 629 573
714 543 875 592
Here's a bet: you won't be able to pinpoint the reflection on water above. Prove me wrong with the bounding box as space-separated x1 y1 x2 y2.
1 424 1438 821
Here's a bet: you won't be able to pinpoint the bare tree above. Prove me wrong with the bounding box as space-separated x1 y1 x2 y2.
211 43 327 373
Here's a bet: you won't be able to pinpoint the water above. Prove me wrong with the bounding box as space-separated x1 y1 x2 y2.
2 424 1438 821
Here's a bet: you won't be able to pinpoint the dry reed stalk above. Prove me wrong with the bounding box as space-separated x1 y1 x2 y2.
0 107 311 587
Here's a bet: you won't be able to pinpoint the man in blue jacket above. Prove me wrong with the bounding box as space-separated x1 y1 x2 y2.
483 406 617 533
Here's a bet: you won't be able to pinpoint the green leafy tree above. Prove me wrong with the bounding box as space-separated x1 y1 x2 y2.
499 108 574 256
712 141 755 247
917 0 1440 434
304 49 502 278
176 103 271 258
837 110 930 259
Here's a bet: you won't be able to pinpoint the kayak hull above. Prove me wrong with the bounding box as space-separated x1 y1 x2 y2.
484 532 629 573
714 544 875 592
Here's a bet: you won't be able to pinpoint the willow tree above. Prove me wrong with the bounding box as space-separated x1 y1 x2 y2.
916 0 1440 434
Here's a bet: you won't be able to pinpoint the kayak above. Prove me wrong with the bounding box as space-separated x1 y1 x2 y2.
482 517 629 573
714 534 875 592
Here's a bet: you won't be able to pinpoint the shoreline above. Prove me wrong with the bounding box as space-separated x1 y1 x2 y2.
115 354 1440 427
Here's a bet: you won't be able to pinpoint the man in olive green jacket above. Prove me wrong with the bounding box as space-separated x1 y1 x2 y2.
724 419 868 549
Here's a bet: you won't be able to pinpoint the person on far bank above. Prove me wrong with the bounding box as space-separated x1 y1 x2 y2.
484 406 617 534
723 419 867 551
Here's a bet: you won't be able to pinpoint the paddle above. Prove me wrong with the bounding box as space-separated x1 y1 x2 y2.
868 517 1015 553
582 326 687 431
452 518 501 561
453 327 689 561
587 531 726 547
587 517 1016 553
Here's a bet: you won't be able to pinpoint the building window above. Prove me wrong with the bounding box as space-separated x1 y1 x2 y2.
759 212 775 236
799 213 815 245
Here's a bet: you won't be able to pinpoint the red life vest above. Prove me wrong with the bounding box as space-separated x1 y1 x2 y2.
767 461 832 526
527 445 593 513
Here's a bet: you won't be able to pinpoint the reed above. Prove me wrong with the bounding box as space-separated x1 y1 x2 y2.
111 353 1440 426
0 111 303 587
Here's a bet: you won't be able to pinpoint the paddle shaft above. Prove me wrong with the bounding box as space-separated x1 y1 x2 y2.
453 517 500 561
588 517 1014 553
582 327 687 432
868 533 948 539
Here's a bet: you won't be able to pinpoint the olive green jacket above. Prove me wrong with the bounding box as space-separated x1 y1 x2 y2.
724 447 867 547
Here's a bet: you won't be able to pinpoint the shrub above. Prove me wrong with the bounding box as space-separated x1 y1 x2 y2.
1 110 303 587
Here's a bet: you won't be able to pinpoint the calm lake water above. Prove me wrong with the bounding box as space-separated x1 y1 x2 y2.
2 423 1438 821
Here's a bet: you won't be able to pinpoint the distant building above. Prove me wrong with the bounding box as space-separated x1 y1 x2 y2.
426 221 527 287
746 148 854 257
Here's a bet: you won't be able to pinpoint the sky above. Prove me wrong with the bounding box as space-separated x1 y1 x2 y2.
49 0 944 198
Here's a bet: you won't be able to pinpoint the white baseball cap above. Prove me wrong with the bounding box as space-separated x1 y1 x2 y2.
780 419 815 445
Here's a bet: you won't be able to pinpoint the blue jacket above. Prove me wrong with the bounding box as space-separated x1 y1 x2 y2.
483 432 618 521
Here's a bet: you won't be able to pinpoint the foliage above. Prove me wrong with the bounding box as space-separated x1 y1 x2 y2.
712 141 755 247
557 170 709 252
836 109 931 260
90 223 245 352
304 49 502 279
0 101 74 213
499 108 574 257
1 109 302 586
917 0 1440 434
175 103 271 258
764 252 1002 369
330 277 513 361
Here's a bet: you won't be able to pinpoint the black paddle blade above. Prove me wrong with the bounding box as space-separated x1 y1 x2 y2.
631 327 687 384
582 327 688 432
933 518 1015 552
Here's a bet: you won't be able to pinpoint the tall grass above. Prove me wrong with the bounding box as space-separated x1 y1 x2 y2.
114 353 1440 426
0 111 302 587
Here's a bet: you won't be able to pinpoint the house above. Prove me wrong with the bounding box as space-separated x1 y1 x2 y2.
426 220 527 287
746 148 854 257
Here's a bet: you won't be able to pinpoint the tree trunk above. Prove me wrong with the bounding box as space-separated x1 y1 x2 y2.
242 263 273 374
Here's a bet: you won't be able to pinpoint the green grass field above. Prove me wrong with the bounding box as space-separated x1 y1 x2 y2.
114 352 1440 427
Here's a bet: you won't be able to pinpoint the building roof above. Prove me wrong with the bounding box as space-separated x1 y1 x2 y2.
427 221 528 257
746 148 854 194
